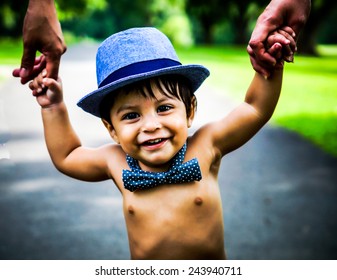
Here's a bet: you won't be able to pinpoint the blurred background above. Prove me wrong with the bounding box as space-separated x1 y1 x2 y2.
0 0 337 260
1 0 337 155
1 0 337 50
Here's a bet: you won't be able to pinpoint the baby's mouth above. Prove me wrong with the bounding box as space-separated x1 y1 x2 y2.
141 138 169 149
143 138 166 146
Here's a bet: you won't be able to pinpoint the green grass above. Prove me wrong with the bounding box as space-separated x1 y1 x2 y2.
177 45 337 157
0 38 22 83
1 38 337 157
0 38 22 65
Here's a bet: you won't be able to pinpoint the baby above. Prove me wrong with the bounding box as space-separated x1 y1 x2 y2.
29 27 295 259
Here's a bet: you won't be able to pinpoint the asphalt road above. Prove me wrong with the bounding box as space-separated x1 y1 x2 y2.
1 43 337 260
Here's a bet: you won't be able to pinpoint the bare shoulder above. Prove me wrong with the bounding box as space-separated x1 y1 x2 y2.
187 122 224 172
189 122 218 146
189 120 227 153
190 101 264 158
100 143 128 187
100 143 127 167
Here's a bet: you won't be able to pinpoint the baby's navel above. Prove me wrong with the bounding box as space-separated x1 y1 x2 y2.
194 197 203 206
128 205 135 215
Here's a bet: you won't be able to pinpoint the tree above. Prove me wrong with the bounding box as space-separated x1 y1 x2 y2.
0 1 28 37
186 0 264 45
62 0 193 46
227 0 262 44
61 0 152 39
0 0 104 37
186 0 228 44
297 0 337 55
2 0 336 54
150 0 193 47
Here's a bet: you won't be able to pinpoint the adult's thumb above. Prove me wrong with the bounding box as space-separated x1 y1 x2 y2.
20 47 36 77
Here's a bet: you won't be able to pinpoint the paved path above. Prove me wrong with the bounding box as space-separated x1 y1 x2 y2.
1 43 337 260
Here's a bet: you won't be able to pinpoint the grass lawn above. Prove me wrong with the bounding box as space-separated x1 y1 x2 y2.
0 38 22 83
0 38 22 64
1 38 337 157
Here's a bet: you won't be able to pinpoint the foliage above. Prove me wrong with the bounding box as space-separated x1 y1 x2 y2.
61 0 152 39
298 0 337 55
150 0 193 47
0 1 28 37
56 0 107 20
0 0 105 37
61 0 194 46
186 0 227 44
1 0 337 49
160 14 194 47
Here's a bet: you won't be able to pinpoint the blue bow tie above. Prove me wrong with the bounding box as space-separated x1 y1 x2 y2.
122 143 202 192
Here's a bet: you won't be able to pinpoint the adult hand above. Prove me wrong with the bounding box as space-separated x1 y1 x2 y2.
12 0 67 84
248 0 311 77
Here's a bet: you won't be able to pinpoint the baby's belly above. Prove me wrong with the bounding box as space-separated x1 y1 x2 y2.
123 182 225 260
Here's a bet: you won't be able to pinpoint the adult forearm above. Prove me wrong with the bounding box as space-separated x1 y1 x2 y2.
28 0 55 8
27 0 56 18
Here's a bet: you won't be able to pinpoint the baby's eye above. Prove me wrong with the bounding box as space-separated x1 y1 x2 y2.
157 105 173 113
122 112 140 120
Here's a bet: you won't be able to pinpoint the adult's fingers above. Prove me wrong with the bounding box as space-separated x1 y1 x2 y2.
248 52 273 78
247 43 276 77
19 45 37 77
19 56 46 84
13 55 46 84
44 53 61 80
249 20 271 51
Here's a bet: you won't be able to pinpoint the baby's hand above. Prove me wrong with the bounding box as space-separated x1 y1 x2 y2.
266 26 297 69
29 66 63 108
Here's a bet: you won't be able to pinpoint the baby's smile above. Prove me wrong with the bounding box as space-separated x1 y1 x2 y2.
140 138 169 152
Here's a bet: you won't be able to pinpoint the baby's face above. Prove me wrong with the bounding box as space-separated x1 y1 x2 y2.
107 84 194 172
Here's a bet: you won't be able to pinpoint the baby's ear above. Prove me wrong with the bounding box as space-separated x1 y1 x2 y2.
187 96 197 128
101 119 120 143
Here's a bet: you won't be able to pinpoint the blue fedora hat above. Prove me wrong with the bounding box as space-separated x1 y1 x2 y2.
77 27 210 118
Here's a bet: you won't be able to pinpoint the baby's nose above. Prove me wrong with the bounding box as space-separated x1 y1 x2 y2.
141 115 162 132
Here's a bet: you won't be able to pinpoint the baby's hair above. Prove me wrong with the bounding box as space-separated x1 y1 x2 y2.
100 74 197 124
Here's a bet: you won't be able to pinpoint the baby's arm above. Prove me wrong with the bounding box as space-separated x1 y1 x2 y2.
29 66 111 181
206 28 295 157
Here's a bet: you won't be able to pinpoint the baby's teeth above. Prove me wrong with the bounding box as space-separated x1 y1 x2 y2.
149 139 161 144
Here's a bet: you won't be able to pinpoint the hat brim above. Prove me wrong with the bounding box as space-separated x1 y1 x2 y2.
77 64 210 118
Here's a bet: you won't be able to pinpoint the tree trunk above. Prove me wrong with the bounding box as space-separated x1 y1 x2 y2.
232 16 249 44
297 1 337 56
200 18 214 44
297 17 320 56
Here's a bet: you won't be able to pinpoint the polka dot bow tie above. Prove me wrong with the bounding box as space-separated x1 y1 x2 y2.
122 143 202 192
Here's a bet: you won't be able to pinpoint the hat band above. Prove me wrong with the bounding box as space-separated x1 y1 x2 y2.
98 58 181 88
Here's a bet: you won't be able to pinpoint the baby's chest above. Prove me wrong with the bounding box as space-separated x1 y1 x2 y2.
123 181 222 221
